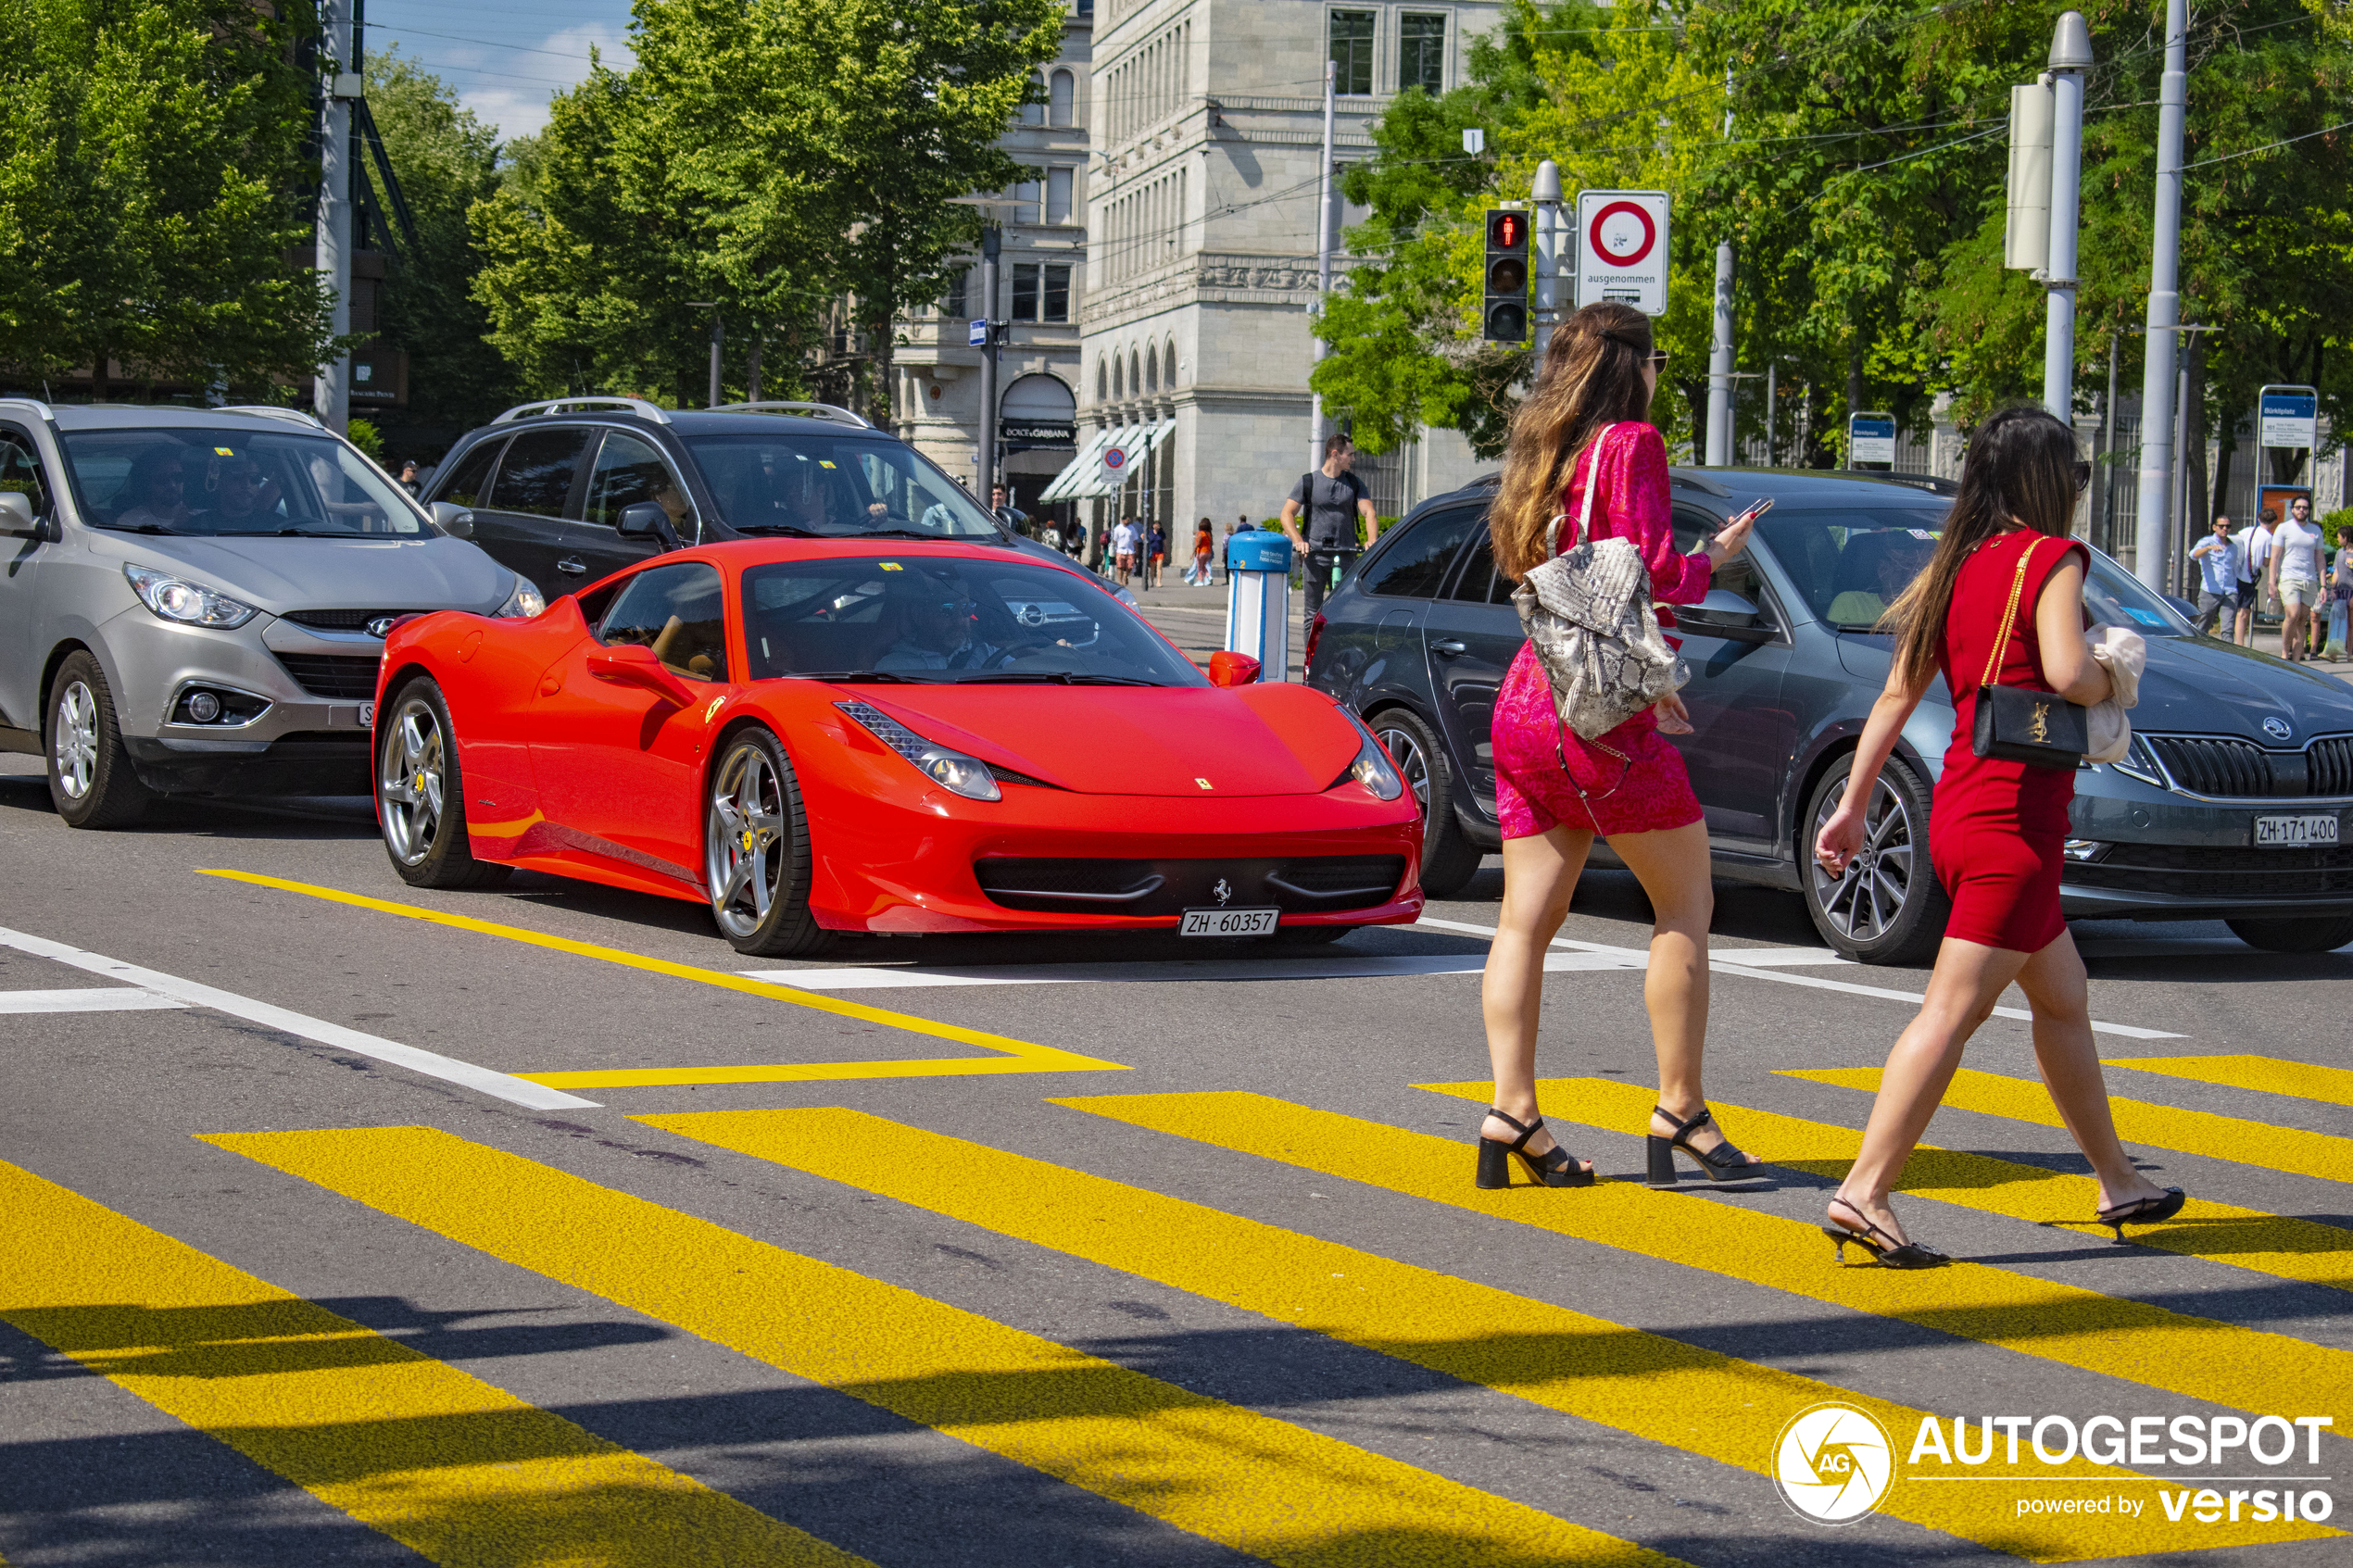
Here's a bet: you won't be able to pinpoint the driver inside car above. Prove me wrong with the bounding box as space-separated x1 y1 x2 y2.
189 454 283 533
875 567 1018 671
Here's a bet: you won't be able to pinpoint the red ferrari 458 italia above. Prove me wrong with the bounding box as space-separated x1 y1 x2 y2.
371 539 1424 953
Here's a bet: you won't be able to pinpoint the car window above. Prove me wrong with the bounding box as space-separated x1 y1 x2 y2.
1441 529 1518 604
434 439 502 508
598 560 729 683
54 427 424 536
1364 507 1481 597
740 555 1206 684
0 427 53 517
1670 507 1769 608
485 427 590 519
584 431 690 533
683 433 1000 538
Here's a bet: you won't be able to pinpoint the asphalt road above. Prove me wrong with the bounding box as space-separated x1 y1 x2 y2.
2 751 2347 1568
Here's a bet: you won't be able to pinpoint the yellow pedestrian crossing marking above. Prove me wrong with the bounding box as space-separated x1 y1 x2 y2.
0 1159 870 1568
642 1107 2310 1562
2104 1053 2353 1110
1784 1067 2353 1185
202 1125 1687 1568
1057 1093 2353 1422
1422 1078 2353 1295
198 869 1125 1085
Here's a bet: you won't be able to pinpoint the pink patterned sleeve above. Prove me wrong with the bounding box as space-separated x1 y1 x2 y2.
1595 423 1712 605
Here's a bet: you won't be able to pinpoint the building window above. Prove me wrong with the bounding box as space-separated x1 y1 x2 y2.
1046 167 1073 224
1013 171 1042 223
1328 9 1375 96
1043 263 1071 321
1400 13 1445 96
1011 263 1073 323
1012 264 1038 321
1022 72 1045 126
1049 69 1076 127
943 266 967 320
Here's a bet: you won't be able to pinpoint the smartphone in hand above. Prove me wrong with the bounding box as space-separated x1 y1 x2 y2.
1730 496 1776 527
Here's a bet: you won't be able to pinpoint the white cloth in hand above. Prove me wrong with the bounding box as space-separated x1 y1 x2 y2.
2083 625 2145 763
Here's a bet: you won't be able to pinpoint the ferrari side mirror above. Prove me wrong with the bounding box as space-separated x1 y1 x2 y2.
1208 651 1263 687
587 643 696 707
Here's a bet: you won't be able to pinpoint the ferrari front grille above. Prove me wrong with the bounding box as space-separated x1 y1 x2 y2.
975 856 1406 916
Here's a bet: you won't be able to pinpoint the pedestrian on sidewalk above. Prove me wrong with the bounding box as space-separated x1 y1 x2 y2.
1111 514 1139 586
1190 518 1214 585
2187 515 2244 637
1148 521 1167 589
2326 522 2352 660
2269 495 2323 664
1475 301 1762 1193
1279 433 1380 626
2235 510 2273 645
1815 405 2182 1268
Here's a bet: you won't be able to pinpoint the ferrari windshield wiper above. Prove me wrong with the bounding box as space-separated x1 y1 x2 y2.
803 670 925 683
956 671 1161 686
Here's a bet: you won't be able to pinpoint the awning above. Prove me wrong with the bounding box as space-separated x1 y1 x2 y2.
1039 419 1176 502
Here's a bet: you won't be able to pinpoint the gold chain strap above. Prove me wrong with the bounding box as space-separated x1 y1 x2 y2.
1978 536 2045 689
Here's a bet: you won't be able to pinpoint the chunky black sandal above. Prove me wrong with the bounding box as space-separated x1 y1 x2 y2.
2094 1186 2186 1244
1821 1196 1948 1269
1645 1105 1762 1187
1475 1108 1595 1189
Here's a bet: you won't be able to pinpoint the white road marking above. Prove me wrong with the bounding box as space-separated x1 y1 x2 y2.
1411 916 2184 1040
745 951 1637 991
0 925 598 1110
0 987 186 1014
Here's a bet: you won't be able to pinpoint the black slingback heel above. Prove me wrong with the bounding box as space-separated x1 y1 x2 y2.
1821 1196 1948 1269
2094 1186 2186 1243
1645 1105 1763 1187
1475 1108 1594 1189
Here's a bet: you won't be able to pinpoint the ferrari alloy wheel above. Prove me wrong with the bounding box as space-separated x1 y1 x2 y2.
46 650 150 828
378 680 507 889
705 727 829 957
1371 707 1481 898
1801 753 1948 965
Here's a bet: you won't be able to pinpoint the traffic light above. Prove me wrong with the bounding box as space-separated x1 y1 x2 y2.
1482 207 1529 343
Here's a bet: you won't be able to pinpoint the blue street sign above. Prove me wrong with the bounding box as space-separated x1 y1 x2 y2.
2259 390 2319 451
968 320 988 347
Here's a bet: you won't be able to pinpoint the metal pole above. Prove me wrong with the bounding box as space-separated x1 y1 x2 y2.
977 223 1000 493
705 312 724 408
2044 14 2091 420
2172 361 2193 594
1764 361 1777 465
1308 57 1335 473
314 0 354 433
1531 158 1562 359
2133 0 2188 591
2097 332 2118 551
1706 243 1735 465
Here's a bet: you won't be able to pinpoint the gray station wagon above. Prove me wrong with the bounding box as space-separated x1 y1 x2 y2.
1309 467 2353 961
0 400 537 826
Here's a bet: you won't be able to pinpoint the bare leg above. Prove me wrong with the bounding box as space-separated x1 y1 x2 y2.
1832 936 2028 1246
2012 931 2171 1212
1482 825 1594 1170
1607 821 1755 1159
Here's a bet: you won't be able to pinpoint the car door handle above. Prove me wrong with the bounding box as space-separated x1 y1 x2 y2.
1430 640 1467 657
555 557 587 575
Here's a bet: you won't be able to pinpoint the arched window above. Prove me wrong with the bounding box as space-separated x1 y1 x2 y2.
1145 345 1159 393
1112 354 1124 400
1165 337 1179 387
1049 69 1076 128
1096 359 1108 404
1129 350 1141 395
1021 72 1044 126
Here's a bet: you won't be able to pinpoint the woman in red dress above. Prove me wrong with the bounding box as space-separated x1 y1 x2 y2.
1475 303 1764 1190
1815 407 2184 1266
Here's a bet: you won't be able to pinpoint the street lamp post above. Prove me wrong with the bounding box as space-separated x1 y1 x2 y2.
2133 0 2190 591
948 195 1025 495
686 303 724 408
2042 13 2093 421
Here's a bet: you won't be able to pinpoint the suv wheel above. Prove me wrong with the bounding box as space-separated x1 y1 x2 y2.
2226 915 2353 954
1372 708 1482 898
46 651 151 828
1801 753 1949 964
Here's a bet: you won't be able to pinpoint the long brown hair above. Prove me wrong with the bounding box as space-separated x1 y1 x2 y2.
1491 302 1657 579
1883 404 2081 690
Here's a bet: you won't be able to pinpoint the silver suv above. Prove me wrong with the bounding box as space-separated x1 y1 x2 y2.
0 400 541 826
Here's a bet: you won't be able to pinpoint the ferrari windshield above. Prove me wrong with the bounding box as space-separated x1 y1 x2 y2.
742 556 1208 685
686 433 1002 539
57 426 429 537
1759 508 2190 638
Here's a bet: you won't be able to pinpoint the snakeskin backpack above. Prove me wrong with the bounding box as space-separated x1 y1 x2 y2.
1510 423 1689 740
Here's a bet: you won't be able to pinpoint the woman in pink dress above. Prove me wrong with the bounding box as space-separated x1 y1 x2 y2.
1475 303 1764 1192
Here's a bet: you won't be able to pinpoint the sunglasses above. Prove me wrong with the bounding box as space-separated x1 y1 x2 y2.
1648 351 1672 370
2073 460 2092 492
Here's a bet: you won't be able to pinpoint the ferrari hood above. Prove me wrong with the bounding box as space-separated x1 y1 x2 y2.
845 682 1364 797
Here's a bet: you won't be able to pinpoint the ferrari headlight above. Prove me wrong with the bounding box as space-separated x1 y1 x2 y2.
836 699 1001 802
2110 733 2168 789
123 563 257 628
1345 722 1404 801
496 574 546 619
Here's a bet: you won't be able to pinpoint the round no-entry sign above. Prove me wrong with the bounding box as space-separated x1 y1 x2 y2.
1589 201 1656 268
1103 446 1127 470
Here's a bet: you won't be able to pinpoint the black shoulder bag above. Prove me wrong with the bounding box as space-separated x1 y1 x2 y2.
1970 536 2088 769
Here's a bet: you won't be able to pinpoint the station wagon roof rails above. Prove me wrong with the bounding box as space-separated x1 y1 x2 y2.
708 401 874 430
492 396 673 425
1667 470 1732 497
220 406 326 429
1837 470 1958 495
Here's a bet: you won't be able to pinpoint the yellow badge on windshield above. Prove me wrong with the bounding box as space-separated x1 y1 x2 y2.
818 460 837 469
213 446 235 456
879 562 901 571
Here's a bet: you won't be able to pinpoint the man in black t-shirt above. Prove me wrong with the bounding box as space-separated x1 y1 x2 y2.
1278 433 1382 620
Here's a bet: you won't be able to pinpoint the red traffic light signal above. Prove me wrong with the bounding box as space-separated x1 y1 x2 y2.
1487 210 1527 252
1482 207 1530 344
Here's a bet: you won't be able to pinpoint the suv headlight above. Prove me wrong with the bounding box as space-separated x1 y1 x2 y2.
123 563 257 628
2110 734 2168 789
495 575 546 619
1342 718 1404 801
836 700 1001 801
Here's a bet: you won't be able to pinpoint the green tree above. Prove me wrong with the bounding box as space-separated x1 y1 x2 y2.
0 0 334 399
363 49 519 447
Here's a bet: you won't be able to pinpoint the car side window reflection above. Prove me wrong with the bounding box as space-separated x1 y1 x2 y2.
1365 508 1481 597
433 439 501 509
598 561 729 683
0 428 54 517
486 428 589 518
585 432 689 532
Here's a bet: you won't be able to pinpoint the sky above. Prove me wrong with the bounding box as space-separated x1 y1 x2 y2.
363 0 638 143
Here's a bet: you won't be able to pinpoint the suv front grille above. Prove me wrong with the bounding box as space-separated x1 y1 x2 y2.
975 856 1407 916
272 652 381 699
2142 734 2353 799
283 608 430 633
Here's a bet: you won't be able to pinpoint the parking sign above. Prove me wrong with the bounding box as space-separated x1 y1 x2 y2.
1574 190 1669 316
968 319 988 348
